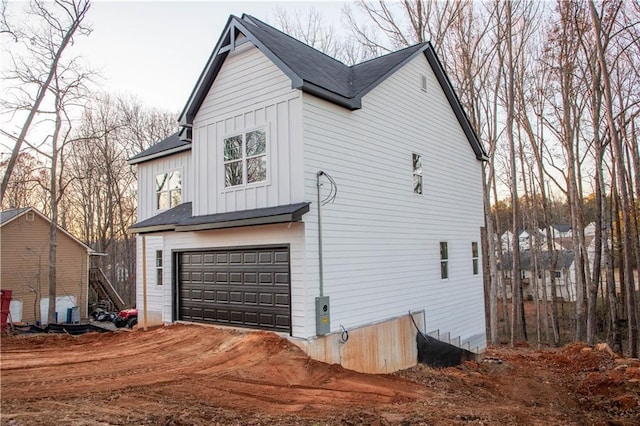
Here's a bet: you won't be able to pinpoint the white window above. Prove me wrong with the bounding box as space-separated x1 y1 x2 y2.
156 250 163 286
224 128 267 187
440 242 448 279
472 242 479 275
156 171 181 210
413 153 422 194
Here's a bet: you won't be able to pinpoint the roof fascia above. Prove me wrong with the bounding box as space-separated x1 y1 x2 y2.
175 213 302 232
300 81 360 110
179 17 304 127
127 224 176 235
127 144 192 165
423 44 488 161
179 14 235 125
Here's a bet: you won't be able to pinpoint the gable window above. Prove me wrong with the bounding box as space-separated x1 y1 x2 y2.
472 242 479 275
156 250 163 286
440 241 448 279
413 153 422 194
156 171 181 210
224 128 267 187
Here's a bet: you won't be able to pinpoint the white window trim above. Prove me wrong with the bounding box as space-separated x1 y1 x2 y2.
155 250 163 286
155 168 183 213
221 123 270 192
440 241 449 280
412 153 423 195
472 241 479 275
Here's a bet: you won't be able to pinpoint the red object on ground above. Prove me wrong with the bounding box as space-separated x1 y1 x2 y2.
1 289 13 331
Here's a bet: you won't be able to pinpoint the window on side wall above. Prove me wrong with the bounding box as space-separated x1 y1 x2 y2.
472 242 479 275
224 128 267 187
156 250 163 286
440 241 448 279
413 153 422 194
156 171 181 210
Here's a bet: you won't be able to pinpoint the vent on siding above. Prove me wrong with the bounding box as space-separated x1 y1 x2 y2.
420 74 428 92
25 211 35 222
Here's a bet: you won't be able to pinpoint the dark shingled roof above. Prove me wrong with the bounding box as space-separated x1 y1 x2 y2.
0 207 30 225
129 202 310 234
552 224 572 234
177 14 486 160
129 202 193 233
128 132 190 165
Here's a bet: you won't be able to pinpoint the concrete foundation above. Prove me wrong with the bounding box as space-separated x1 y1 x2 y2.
290 312 424 374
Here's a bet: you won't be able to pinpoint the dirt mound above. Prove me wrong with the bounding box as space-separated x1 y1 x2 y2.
2 324 640 425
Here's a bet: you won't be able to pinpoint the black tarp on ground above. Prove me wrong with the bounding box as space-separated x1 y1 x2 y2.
416 333 477 367
8 323 112 335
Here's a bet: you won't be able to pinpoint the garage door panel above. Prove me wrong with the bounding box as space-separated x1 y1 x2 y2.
178 247 290 332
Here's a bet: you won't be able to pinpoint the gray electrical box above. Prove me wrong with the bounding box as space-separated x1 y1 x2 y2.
315 296 330 336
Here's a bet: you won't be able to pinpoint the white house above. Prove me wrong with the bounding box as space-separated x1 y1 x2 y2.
128 15 488 373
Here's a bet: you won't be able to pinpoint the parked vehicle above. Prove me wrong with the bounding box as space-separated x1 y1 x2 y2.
114 308 138 329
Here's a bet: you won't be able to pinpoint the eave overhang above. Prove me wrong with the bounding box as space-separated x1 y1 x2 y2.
129 202 310 235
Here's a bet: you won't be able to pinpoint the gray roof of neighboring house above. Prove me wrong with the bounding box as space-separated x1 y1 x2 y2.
129 202 310 234
128 132 190 165
177 14 487 161
552 224 571 233
1 206 92 251
500 251 575 271
0 207 30 225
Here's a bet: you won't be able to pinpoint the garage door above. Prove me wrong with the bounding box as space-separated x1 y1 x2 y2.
178 246 290 332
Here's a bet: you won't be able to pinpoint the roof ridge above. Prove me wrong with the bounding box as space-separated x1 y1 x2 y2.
350 42 428 69
240 14 350 68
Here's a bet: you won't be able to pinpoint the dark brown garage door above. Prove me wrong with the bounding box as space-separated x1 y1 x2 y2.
178 246 290 332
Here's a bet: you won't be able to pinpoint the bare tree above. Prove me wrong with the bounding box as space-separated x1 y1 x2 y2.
588 0 638 356
0 0 91 205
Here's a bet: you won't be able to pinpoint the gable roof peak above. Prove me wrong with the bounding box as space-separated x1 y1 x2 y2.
176 13 486 161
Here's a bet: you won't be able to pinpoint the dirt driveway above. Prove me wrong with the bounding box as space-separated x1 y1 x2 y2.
1 324 639 425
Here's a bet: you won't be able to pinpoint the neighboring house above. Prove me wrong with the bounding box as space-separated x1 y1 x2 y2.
500 251 577 302
0 207 91 324
551 223 572 239
128 15 488 373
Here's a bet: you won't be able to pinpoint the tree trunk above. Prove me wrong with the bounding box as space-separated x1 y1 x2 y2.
588 0 638 356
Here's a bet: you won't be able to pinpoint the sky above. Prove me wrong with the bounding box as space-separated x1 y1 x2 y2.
0 1 352 157
69 0 349 113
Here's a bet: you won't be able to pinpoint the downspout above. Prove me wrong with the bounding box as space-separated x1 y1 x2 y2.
317 171 324 297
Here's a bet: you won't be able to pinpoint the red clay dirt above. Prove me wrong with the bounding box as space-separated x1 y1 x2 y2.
1 323 639 425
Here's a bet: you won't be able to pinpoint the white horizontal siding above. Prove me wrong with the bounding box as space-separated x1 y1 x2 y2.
162 223 306 337
192 43 304 216
136 151 192 222
302 53 486 347
136 235 165 324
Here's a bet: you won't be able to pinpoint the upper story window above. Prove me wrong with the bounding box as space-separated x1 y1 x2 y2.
440 241 448 279
224 128 267 187
413 153 422 194
472 242 479 275
156 171 181 210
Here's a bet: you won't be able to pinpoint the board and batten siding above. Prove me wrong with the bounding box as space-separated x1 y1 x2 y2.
191 42 304 217
302 53 486 349
161 223 306 337
136 151 192 222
